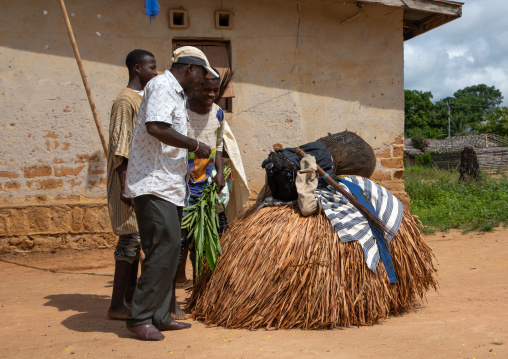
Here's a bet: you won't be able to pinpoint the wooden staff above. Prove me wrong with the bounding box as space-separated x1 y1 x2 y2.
295 147 392 237
58 0 108 156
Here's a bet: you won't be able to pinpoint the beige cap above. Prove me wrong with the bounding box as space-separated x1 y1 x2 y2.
173 46 219 79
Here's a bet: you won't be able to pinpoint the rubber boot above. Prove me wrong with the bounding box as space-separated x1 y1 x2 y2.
107 260 131 320
125 260 139 307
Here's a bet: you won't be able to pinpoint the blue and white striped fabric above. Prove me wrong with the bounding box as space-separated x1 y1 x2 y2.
258 176 403 274
316 176 403 273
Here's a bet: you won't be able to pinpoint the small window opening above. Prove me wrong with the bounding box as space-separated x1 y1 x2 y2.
219 13 230 27
215 11 234 30
169 9 189 29
173 12 184 26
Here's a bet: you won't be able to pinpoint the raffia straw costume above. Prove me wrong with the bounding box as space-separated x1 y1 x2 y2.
187 132 437 329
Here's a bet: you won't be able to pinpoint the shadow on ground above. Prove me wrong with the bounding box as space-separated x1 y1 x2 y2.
43 293 132 338
42 292 189 339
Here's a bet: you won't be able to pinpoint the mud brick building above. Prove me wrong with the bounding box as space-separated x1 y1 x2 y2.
0 0 462 252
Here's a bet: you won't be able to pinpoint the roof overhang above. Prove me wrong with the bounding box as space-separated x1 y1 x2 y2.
359 0 463 41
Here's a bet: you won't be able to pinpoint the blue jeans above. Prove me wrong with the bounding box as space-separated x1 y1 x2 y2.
114 233 141 263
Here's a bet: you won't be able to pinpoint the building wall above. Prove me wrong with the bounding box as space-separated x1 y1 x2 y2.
0 0 405 252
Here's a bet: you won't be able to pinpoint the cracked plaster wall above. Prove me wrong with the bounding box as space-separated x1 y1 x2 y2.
0 0 406 244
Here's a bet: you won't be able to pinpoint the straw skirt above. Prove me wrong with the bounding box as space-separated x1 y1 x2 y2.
187 205 437 329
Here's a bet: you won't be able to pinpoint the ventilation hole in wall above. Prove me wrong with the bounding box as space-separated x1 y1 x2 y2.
173 11 184 25
219 13 230 27
215 11 234 30
169 9 189 29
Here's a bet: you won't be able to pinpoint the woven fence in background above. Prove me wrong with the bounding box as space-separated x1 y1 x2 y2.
433 147 508 174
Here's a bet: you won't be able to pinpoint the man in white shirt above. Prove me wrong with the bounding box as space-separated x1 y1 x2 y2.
125 46 217 341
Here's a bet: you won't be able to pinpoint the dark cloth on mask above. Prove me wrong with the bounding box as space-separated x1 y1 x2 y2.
279 141 334 188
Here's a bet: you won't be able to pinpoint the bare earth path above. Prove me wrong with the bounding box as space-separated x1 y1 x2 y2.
0 228 507 358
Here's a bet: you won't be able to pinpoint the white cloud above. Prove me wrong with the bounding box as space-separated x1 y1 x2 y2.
404 0 508 105
447 48 467 59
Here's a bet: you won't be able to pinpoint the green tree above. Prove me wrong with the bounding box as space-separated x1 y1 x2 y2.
450 112 472 136
477 106 508 137
454 84 503 119
404 90 445 138
437 84 504 135
434 97 453 136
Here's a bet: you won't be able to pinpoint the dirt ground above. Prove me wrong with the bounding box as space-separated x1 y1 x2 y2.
0 228 507 359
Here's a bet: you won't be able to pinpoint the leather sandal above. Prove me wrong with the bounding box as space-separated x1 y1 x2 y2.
156 321 192 331
127 324 165 341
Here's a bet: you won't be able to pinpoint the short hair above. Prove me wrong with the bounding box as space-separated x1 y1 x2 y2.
205 67 221 82
125 49 155 70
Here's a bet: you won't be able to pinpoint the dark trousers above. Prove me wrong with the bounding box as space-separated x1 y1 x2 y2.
126 194 182 328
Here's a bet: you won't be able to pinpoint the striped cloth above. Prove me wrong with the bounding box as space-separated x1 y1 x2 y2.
259 175 403 274
106 88 141 235
316 175 403 274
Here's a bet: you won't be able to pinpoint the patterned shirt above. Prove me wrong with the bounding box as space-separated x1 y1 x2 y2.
187 104 225 197
106 88 141 235
126 70 189 206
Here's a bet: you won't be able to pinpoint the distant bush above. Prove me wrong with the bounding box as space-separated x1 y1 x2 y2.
415 152 434 167
411 136 428 150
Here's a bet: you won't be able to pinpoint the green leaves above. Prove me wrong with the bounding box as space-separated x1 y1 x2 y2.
181 182 223 276
404 89 446 139
477 106 508 137
405 84 506 138
181 164 232 276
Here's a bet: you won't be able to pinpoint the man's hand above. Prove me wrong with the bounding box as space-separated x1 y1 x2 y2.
214 172 226 193
116 158 134 207
214 150 225 193
194 141 211 159
189 169 196 182
146 123 211 158
120 192 134 207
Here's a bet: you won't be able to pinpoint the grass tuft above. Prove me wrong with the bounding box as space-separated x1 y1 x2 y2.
403 167 508 233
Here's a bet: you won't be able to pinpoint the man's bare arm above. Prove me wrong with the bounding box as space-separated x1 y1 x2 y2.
146 122 211 158
214 151 225 193
115 158 134 206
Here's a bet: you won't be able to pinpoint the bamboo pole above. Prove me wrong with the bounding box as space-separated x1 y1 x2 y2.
58 0 108 156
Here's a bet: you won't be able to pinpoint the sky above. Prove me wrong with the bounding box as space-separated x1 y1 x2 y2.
404 0 508 106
